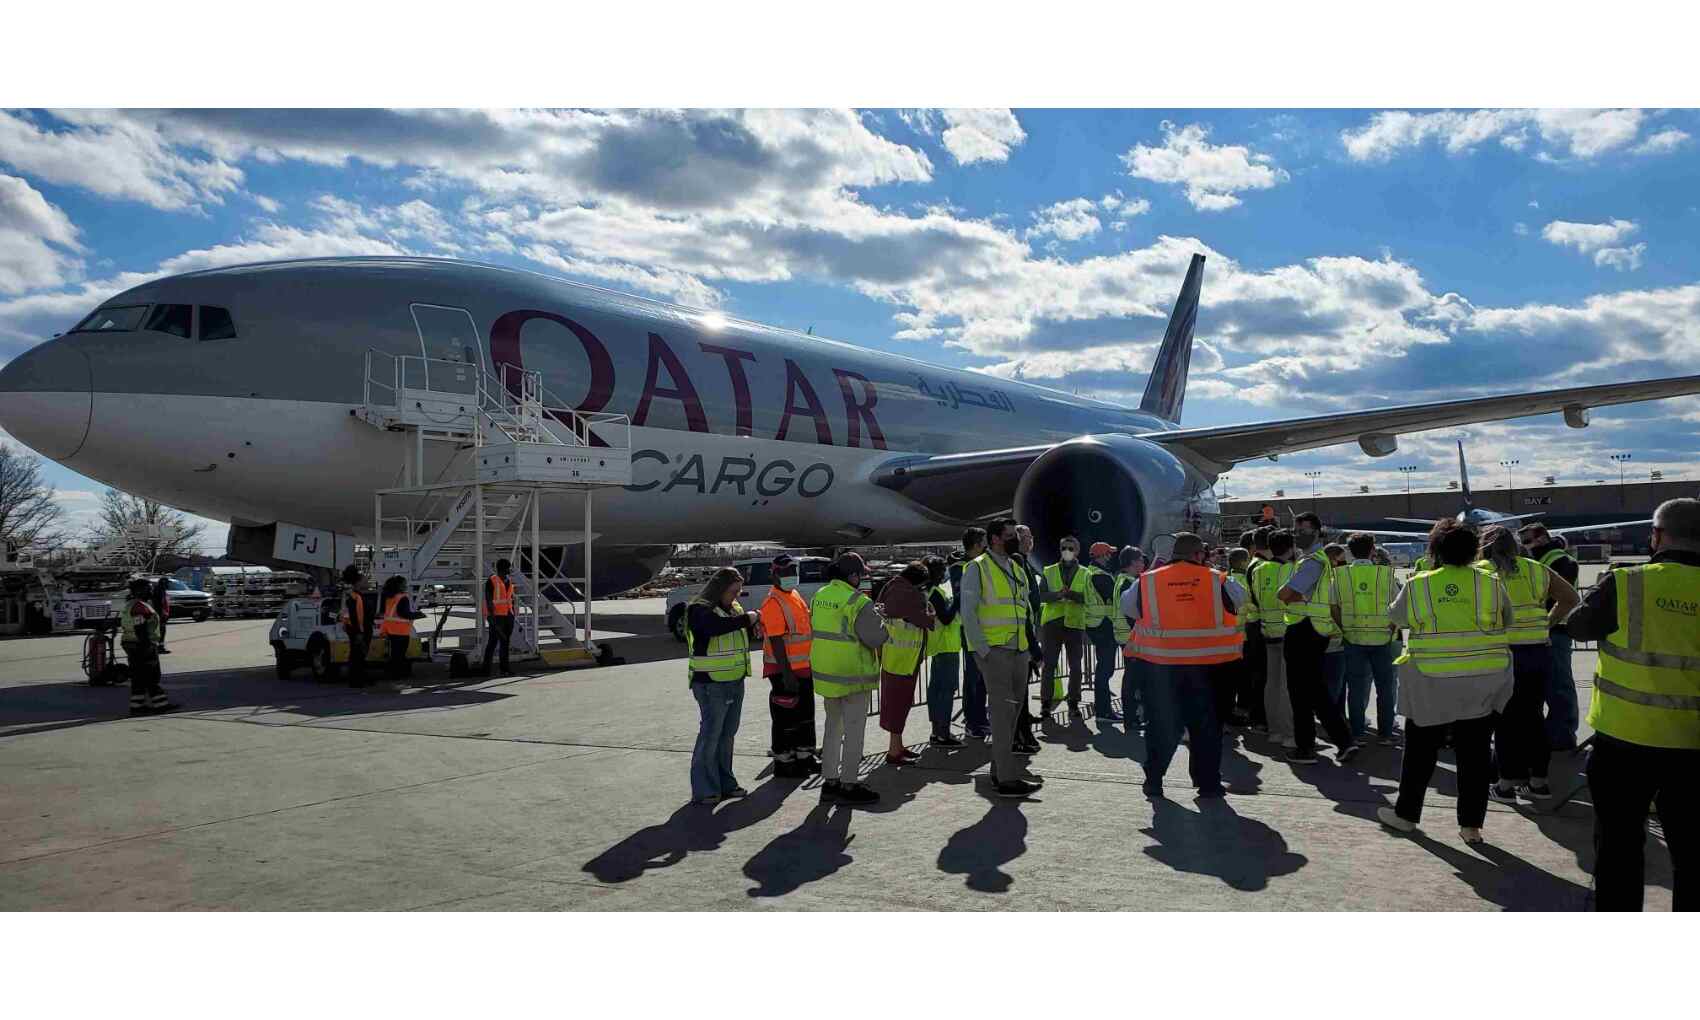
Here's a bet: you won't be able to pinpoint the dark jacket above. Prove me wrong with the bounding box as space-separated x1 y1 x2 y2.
1564 549 1700 643
1529 544 1581 634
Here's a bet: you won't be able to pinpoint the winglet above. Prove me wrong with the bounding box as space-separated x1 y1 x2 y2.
1457 440 1473 507
1139 253 1205 424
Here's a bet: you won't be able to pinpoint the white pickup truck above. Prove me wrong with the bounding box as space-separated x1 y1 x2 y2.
663 556 834 642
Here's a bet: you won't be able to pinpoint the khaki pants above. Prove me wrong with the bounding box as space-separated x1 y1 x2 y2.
977 647 1028 784
820 691 871 783
1264 638 1293 741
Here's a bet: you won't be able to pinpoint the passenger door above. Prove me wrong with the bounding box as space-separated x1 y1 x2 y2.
409 304 484 396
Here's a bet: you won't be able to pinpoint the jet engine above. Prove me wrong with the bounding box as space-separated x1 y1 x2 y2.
1013 434 1218 561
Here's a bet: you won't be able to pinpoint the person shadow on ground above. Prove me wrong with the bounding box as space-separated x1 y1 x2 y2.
1406 830 1593 911
742 802 856 898
937 797 1029 893
1140 796 1308 893
580 776 795 884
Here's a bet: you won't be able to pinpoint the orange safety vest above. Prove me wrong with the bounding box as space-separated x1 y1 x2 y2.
489 575 515 617
1132 561 1243 666
380 593 414 637
760 586 813 675
339 591 366 631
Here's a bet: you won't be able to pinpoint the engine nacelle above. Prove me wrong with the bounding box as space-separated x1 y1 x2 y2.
1013 434 1219 561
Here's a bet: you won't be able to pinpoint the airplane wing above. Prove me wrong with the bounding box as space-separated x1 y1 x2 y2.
1145 374 1700 469
1549 517 1653 537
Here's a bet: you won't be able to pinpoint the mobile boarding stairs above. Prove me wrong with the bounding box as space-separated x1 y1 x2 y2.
355 350 632 670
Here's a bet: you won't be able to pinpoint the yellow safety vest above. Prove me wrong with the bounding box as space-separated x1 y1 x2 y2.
1112 573 1136 645
684 598 750 682
1337 562 1396 646
927 583 961 655
1041 561 1091 628
883 616 926 676
1475 557 1551 646
1413 555 1432 573
1587 562 1700 750
809 580 880 697
1082 566 1113 629
1253 559 1297 639
1283 550 1339 637
119 600 159 644
1229 571 1250 635
970 553 1030 653
1396 566 1510 678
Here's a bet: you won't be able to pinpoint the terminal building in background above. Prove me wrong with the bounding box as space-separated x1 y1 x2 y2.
1220 477 1695 555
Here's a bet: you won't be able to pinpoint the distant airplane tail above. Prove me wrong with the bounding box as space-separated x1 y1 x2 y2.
1456 439 1473 507
1139 253 1204 424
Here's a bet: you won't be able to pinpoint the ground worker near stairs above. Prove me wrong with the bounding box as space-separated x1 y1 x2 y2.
1564 497 1700 911
1085 541 1123 722
482 558 516 676
339 565 372 688
810 552 887 806
760 553 818 778
1128 532 1246 799
961 518 1043 798
120 577 178 716
378 575 426 690
1039 535 1091 718
1277 512 1360 766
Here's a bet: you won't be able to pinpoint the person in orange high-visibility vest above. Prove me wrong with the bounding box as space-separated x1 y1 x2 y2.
482 558 517 676
378 575 425 688
338 565 373 687
1127 532 1247 799
759 553 818 778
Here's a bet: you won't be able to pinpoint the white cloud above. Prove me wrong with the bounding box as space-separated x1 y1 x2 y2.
1633 128 1690 155
938 109 1027 165
249 193 281 214
0 109 243 211
1512 222 1529 236
1342 109 1648 162
0 174 83 294
1528 200 1540 209
1594 243 1646 272
1121 122 1288 211
1541 219 1641 265
1026 198 1101 243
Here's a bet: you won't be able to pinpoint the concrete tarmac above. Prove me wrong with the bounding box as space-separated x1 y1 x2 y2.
0 594 1674 910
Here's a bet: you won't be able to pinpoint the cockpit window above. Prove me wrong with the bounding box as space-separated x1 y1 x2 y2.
70 305 149 333
199 306 238 341
142 303 193 339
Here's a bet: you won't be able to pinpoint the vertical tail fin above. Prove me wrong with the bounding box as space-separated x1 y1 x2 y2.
1457 440 1473 507
1139 253 1205 424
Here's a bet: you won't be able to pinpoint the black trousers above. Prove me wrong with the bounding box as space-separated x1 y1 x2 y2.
482 615 514 672
1243 622 1268 725
1395 715 1494 828
1494 644 1553 782
1143 664 1224 792
386 635 411 681
344 627 369 682
1283 619 1354 752
1588 734 1698 911
768 673 818 755
121 641 163 701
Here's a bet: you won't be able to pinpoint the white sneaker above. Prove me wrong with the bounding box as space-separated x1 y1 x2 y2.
1459 827 1484 845
1522 779 1553 799
1376 806 1415 833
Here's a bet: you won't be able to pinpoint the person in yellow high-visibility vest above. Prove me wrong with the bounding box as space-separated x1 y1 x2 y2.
961 518 1043 798
810 552 888 806
1252 529 1299 749
1240 527 1274 730
1038 535 1091 717
1114 544 1148 727
922 554 966 747
1377 519 1514 846
686 566 760 805
1276 512 1360 765
1564 498 1700 910
1331 533 1401 746
877 561 936 767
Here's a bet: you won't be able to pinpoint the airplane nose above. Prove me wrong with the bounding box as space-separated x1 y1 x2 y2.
0 340 93 461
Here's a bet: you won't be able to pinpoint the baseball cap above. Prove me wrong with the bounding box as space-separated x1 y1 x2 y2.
834 552 868 576
1089 541 1115 559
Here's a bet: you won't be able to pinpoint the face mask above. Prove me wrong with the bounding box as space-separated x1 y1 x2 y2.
1061 550 1076 562
1002 537 1022 556
777 575 798 591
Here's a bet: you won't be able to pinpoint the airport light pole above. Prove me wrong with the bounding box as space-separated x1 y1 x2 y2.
1304 470 1322 510
1609 453 1632 509
1499 459 1519 512
1397 464 1419 515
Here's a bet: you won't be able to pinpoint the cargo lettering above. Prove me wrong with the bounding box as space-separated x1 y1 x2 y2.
625 450 833 498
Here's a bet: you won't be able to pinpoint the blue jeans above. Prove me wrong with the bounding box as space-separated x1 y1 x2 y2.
1342 641 1398 739
1088 623 1119 716
1544 631 1580 750
928 652 960 732
690 678 745 800
961 648 989 734
1141 664 1223 792
1324 651 1345 717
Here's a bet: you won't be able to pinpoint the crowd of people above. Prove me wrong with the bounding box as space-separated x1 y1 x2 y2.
684 497 1700 911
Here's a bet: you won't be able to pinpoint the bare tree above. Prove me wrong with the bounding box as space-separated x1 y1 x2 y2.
86 490 208 572
0 441 66 555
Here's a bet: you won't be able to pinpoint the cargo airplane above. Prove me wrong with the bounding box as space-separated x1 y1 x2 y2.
2 254 1697 592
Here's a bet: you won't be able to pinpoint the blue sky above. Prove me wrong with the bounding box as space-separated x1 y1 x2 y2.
2 108 1696 550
